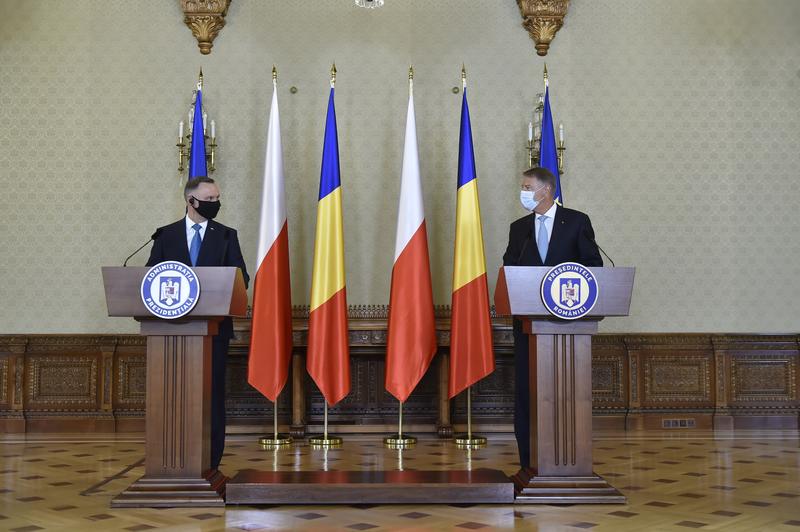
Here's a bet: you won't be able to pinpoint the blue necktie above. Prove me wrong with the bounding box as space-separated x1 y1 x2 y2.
537 215 549 263
189 223 202 266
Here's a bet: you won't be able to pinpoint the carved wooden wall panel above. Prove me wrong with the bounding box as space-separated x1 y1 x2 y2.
1 328 797 433
642 354 713 405
0 357 8 406
115 351 146 408
452 353 516 424
25 355 98 409
307 355 439 426
591 336 627 410
226 346 292 421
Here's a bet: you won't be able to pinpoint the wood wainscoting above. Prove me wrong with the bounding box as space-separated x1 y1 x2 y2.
1 309 797 434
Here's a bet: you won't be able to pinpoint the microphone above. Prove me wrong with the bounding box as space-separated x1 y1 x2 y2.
588 233 615 268
123 228 162 267
515 214 536 264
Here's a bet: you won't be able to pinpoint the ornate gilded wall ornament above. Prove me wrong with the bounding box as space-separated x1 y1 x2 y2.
180 0 231 55
516 0 570 56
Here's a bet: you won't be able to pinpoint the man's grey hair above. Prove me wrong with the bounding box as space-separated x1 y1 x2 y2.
523 167 556 193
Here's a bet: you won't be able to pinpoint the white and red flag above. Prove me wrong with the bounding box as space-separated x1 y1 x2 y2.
385 71 437 402
248 73 293 402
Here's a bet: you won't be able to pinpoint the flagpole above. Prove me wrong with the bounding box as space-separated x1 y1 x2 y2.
307 63 346 449
383 65 419 452
258 393 293 449
309 401 342 447
455 386 487 448
451 64 488 449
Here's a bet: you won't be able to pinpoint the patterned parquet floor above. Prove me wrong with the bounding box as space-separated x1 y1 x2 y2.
1 430 799 531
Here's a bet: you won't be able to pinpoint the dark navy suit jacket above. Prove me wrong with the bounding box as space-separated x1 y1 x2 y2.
146 218 250 339
502 205 603 269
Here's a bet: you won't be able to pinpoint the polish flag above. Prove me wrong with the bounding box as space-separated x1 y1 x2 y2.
247 77 293 402
385 76 437 403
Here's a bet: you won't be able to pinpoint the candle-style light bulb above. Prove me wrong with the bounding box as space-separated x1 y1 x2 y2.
559 122 564 144
210 119 216 139
179 121 184 139
528 122 533 142
202 112 208 134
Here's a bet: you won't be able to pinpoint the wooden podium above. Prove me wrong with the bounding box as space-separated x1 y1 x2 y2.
494 265 634 504
102 266 247 508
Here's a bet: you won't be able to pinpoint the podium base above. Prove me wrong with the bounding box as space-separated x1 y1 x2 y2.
110 469 227 508
511 469 626 504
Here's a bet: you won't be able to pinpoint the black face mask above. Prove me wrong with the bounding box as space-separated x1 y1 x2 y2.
191 197 221 220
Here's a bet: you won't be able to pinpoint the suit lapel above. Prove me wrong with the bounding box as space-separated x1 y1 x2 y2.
197 220 223 266
545 205 564 264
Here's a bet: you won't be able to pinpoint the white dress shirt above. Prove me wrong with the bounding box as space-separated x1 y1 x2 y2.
534 202 558 250
185 216 208 253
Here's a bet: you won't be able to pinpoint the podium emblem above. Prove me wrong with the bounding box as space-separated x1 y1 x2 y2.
540 262 599 320
140 261 201 319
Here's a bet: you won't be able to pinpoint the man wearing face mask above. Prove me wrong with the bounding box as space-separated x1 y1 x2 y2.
502 166 601 471
146 176 250 471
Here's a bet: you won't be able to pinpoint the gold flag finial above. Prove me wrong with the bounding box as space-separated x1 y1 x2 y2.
272 65 277 83
461 63 466 88
197 67 204 90
409 65 414 81
543 62 549 88
330 62 337 87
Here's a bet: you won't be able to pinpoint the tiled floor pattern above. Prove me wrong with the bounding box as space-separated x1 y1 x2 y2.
1 431 799 531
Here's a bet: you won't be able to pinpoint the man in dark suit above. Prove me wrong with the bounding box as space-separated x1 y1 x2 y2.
146 176 249 470
502 166 602 470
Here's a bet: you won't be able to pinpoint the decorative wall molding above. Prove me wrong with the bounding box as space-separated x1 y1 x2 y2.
180 0 231 55
1 326 798 433
516 0 570 56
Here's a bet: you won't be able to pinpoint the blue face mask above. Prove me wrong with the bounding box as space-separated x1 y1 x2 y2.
519 184 545 211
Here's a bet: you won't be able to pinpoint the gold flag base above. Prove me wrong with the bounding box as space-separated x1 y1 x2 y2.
454 433 487 448
383 434 417 449
308 435 343 447
258 434 293 449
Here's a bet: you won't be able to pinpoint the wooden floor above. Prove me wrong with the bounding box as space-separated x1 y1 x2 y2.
1 430 799 531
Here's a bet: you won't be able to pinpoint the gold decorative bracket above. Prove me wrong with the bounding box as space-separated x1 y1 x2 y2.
516 0 570 57
180 0 231 55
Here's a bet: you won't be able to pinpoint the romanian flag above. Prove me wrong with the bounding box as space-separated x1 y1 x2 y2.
188 85 207 178
247 74 292 403
449 83 495 399
385 73 437 403
306 85 351 406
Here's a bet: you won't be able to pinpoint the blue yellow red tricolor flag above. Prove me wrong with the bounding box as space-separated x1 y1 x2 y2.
448 71 495 399
188 83 207 179
306 77 351 406
539 86 563 204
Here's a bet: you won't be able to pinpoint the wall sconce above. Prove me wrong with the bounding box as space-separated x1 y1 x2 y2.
177 70 218 174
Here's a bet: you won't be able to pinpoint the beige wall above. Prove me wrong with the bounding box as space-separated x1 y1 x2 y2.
1 0 798 334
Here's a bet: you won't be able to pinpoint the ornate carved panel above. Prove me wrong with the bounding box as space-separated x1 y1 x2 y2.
453 355 516 423
308 355 439 425
592 355 625 405
225 348 292 420
731 354 797 403
115 353 146 408
25 355 98 409
0 357 8 405
643 354 713 405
